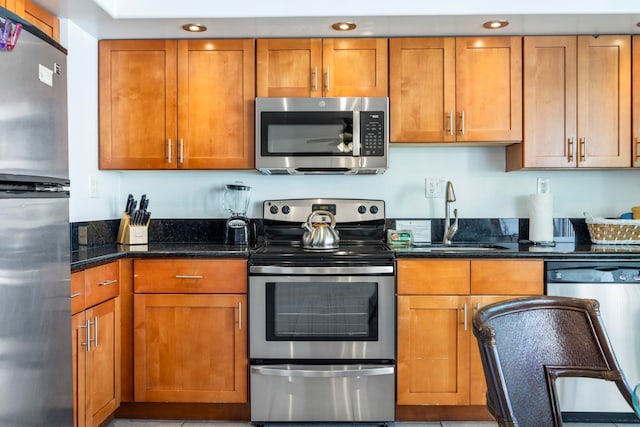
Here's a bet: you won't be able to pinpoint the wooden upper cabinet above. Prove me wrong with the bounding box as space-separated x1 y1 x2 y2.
257 38 388 97
455 36 522 143
390 38 456 142
390 36 521 143
99 39 255 170
631 36 640 167
5 0 60 42
99 40 178 170
508 35 631 169
177 39 255 169
256 39 322 97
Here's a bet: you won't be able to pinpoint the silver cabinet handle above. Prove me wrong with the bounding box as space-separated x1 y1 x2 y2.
80 319 91 352
179 138 184 164
312 66 318 92
251 365 394 378
238 302 242 330
98 279 117 287
175 275 203 279
167 139 172 163
71 292 82 298
635 138 640 161
324 66 330 92
462 303 468 331
447 111 454 136
93 316 98 348
567 137 574 162
579 137 586 162
459 110 465 135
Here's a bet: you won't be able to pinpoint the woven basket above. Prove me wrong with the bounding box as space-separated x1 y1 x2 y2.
585 213 640 244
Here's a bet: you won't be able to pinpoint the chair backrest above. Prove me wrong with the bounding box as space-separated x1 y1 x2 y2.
472 296 637 427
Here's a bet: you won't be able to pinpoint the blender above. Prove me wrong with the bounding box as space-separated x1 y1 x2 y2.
223 182 251 245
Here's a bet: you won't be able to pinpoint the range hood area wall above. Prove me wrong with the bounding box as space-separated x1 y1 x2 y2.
64 21 640 223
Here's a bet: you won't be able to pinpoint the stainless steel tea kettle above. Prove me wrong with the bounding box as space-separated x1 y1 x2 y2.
301 210 340 249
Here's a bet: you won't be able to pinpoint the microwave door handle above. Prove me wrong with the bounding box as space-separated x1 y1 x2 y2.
352 111 361 156
251 365 394 378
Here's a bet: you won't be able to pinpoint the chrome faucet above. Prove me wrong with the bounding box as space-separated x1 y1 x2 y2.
443 181 459 245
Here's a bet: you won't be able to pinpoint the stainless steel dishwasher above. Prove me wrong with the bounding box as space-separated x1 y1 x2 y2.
546 261 640 423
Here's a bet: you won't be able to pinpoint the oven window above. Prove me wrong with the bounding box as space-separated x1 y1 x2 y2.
265 281 378 341
261 112 354 156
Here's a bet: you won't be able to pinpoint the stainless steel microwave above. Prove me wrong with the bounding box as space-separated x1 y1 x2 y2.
255 97 389 175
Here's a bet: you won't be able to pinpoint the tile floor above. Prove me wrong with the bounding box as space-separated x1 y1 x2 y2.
107 420 639 427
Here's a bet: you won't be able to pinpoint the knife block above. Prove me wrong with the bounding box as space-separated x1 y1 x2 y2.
117 213 149 245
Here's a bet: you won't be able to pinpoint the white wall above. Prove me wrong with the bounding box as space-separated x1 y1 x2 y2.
63 21 640 223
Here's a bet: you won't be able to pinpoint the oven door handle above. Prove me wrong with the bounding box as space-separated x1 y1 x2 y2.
251 365 394 378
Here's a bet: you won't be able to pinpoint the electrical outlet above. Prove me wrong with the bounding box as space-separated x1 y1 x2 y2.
78 225 88 245
88 175 99 198
425 177 445 198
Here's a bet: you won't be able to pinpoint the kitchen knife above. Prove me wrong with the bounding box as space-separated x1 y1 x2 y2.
125 194 134 215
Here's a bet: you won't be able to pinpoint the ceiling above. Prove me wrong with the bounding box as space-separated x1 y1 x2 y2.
35 0 640 39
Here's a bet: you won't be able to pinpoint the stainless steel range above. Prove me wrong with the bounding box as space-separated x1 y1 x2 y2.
249 198 395 424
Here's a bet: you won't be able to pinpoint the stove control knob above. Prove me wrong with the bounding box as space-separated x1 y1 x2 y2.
370 205 379 214
358 205 367 214
269 205 279 215
282 205 291 215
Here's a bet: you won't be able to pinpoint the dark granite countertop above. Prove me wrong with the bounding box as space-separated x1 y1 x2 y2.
394 242 640 260
70 217 640 271
72 242 250 271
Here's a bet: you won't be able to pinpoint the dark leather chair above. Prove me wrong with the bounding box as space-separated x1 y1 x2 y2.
472 295 638 427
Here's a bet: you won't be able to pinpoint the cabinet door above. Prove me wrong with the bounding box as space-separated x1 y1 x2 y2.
133 294 247 403
256 39 323 97
85 298 120 427
519 36 578 168
633 35 640 168
322 38 388 97
455 37 522 142
99 40 178 169
177 39 255 169
469 295 529 405
390 38 456 142
577 35 631 167
18 0 59 41
71 312 87 427
397 295 470 405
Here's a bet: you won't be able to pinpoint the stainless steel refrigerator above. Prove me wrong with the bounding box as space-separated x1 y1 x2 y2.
0 8 72 426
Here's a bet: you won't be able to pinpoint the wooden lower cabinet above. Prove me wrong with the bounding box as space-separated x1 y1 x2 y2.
397 258 543 411
71 262 121 427
133 293 247 402
132 258 248 404
72 297 121 427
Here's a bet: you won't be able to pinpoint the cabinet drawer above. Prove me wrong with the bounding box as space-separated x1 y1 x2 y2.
84 261 120 308
470 259 543 295
397 259 470 295
70 271 85 315
133 259 247 293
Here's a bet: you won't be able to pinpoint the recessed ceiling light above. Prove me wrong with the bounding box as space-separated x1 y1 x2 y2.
482 20 509 30
332 22 357 31
182 23 207 33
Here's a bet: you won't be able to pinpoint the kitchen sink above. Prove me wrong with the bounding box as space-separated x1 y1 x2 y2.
403 243 510 252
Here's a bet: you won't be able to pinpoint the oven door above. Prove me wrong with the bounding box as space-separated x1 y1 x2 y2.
249 274 395 360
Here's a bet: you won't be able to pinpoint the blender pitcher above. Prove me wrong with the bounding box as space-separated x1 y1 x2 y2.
223 182 251 245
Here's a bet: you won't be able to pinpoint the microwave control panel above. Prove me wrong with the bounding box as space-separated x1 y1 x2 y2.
360 111 385 156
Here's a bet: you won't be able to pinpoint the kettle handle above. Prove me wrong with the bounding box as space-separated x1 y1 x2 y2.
306 210 337 228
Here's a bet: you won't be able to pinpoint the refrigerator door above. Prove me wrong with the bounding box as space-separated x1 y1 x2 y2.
0 22 68 183
0 194 72 426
